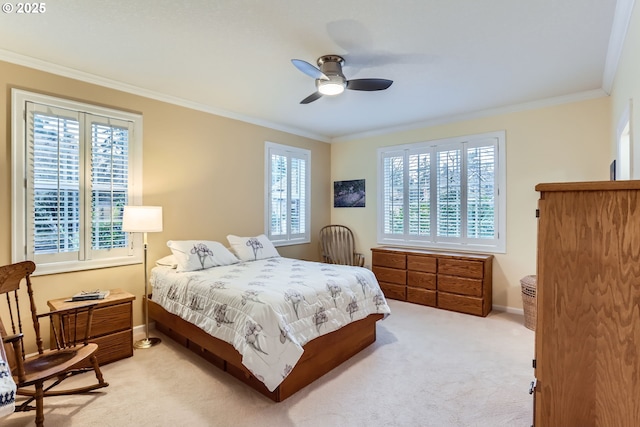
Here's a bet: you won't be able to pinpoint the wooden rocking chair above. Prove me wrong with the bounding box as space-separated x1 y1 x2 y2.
319 225 365 267
0 261 108 427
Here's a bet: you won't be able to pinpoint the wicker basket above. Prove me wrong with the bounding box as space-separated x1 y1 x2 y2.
520 275 537 331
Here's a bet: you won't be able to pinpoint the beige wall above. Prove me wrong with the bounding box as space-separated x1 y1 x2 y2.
331 97 612 310
611 3 640 176
0 60 330 340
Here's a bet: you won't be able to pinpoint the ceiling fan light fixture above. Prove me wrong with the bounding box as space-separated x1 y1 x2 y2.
294 54 391 103
318 81 345 95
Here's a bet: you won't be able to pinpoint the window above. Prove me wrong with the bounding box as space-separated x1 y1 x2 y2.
265 142 310 246
378 131 505 253
11 89 143 275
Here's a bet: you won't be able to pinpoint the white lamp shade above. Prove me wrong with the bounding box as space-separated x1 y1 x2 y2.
122 206 163 233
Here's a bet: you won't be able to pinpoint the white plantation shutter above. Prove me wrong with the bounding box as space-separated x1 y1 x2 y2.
466 142 496 240
437 147 462 238
12 90 142 274
270 152 287 237
28 104 82 263
378 131 505 253
408 151 431 237
89 117 131 257
265 142 310 245
289 156 306 236
382 151 404 235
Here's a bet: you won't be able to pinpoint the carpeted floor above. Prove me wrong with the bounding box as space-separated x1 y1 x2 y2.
4 299 535 427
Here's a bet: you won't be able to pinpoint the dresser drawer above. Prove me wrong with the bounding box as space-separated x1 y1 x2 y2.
407 255 437 273
379 282 407 300
373 266 406 285
438 258 484 279
438 292 484 316
407 288 436 307
407 271 436 290
373 251 406 269
438 275 483 297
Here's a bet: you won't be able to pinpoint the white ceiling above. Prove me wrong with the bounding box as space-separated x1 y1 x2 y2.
0 0 631 142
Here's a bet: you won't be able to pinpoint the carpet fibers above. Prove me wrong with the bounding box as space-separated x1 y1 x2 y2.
4 299 534 426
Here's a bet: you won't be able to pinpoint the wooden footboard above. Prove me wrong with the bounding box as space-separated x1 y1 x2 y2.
147 298 383 402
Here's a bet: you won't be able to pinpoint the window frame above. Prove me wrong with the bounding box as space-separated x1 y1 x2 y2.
377 131 506 254
11 89 144 275
264 141 311 247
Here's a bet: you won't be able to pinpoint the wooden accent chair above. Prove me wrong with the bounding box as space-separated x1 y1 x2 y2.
319 225 365 267
0 261 108 427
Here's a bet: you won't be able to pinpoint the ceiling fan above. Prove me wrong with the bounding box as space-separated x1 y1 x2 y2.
291 55 393 104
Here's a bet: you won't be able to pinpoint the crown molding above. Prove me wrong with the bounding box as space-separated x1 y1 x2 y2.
602 0 636 94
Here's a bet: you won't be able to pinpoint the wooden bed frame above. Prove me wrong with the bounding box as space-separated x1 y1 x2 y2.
148 298 383 402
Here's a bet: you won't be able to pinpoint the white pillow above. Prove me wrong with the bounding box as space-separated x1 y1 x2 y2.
226 234 280 261
167 240 239 272
155 254 178 268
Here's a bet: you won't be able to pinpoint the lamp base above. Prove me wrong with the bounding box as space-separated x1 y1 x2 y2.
134 337 162 349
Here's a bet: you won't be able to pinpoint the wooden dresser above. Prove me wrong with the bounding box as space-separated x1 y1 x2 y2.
371 247 493 316
48 289 135 366
533 181 640 426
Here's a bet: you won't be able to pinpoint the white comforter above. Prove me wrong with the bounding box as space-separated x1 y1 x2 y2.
150 257 390 391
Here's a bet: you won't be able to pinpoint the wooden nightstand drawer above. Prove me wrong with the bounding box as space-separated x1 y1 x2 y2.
438 275 483 297
91 303 132 336
407 255 437 273
407 271 436 290
372 266 406 285
90 329 134 365
63 303 132 338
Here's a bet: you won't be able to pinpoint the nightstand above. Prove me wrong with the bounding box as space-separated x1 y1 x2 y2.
48 289 136 365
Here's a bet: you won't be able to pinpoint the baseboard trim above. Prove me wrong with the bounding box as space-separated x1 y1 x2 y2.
492 305 525 316
133 321 156 335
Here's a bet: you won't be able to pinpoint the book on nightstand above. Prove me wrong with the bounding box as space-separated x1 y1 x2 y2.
69 290 110 302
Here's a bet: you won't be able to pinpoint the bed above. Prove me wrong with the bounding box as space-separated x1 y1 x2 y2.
148 237 390 401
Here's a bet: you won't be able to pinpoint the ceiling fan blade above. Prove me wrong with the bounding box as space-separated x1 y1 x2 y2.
291 59 328 80
300 91 323 104
346 78 393 91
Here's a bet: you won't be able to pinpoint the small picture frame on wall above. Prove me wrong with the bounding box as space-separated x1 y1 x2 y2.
610 160 616 181
334 179 365 207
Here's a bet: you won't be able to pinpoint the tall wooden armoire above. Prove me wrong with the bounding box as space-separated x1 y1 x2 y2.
533 181 640 427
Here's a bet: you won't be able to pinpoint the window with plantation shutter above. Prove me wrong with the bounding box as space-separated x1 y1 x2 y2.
265 142 310 246
90 120 130 251
12 89 143 275
377 131 505 253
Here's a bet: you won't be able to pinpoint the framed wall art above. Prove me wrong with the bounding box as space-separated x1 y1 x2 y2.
334 179 365 207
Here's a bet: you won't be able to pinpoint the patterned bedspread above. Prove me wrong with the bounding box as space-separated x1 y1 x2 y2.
150 257 391 391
